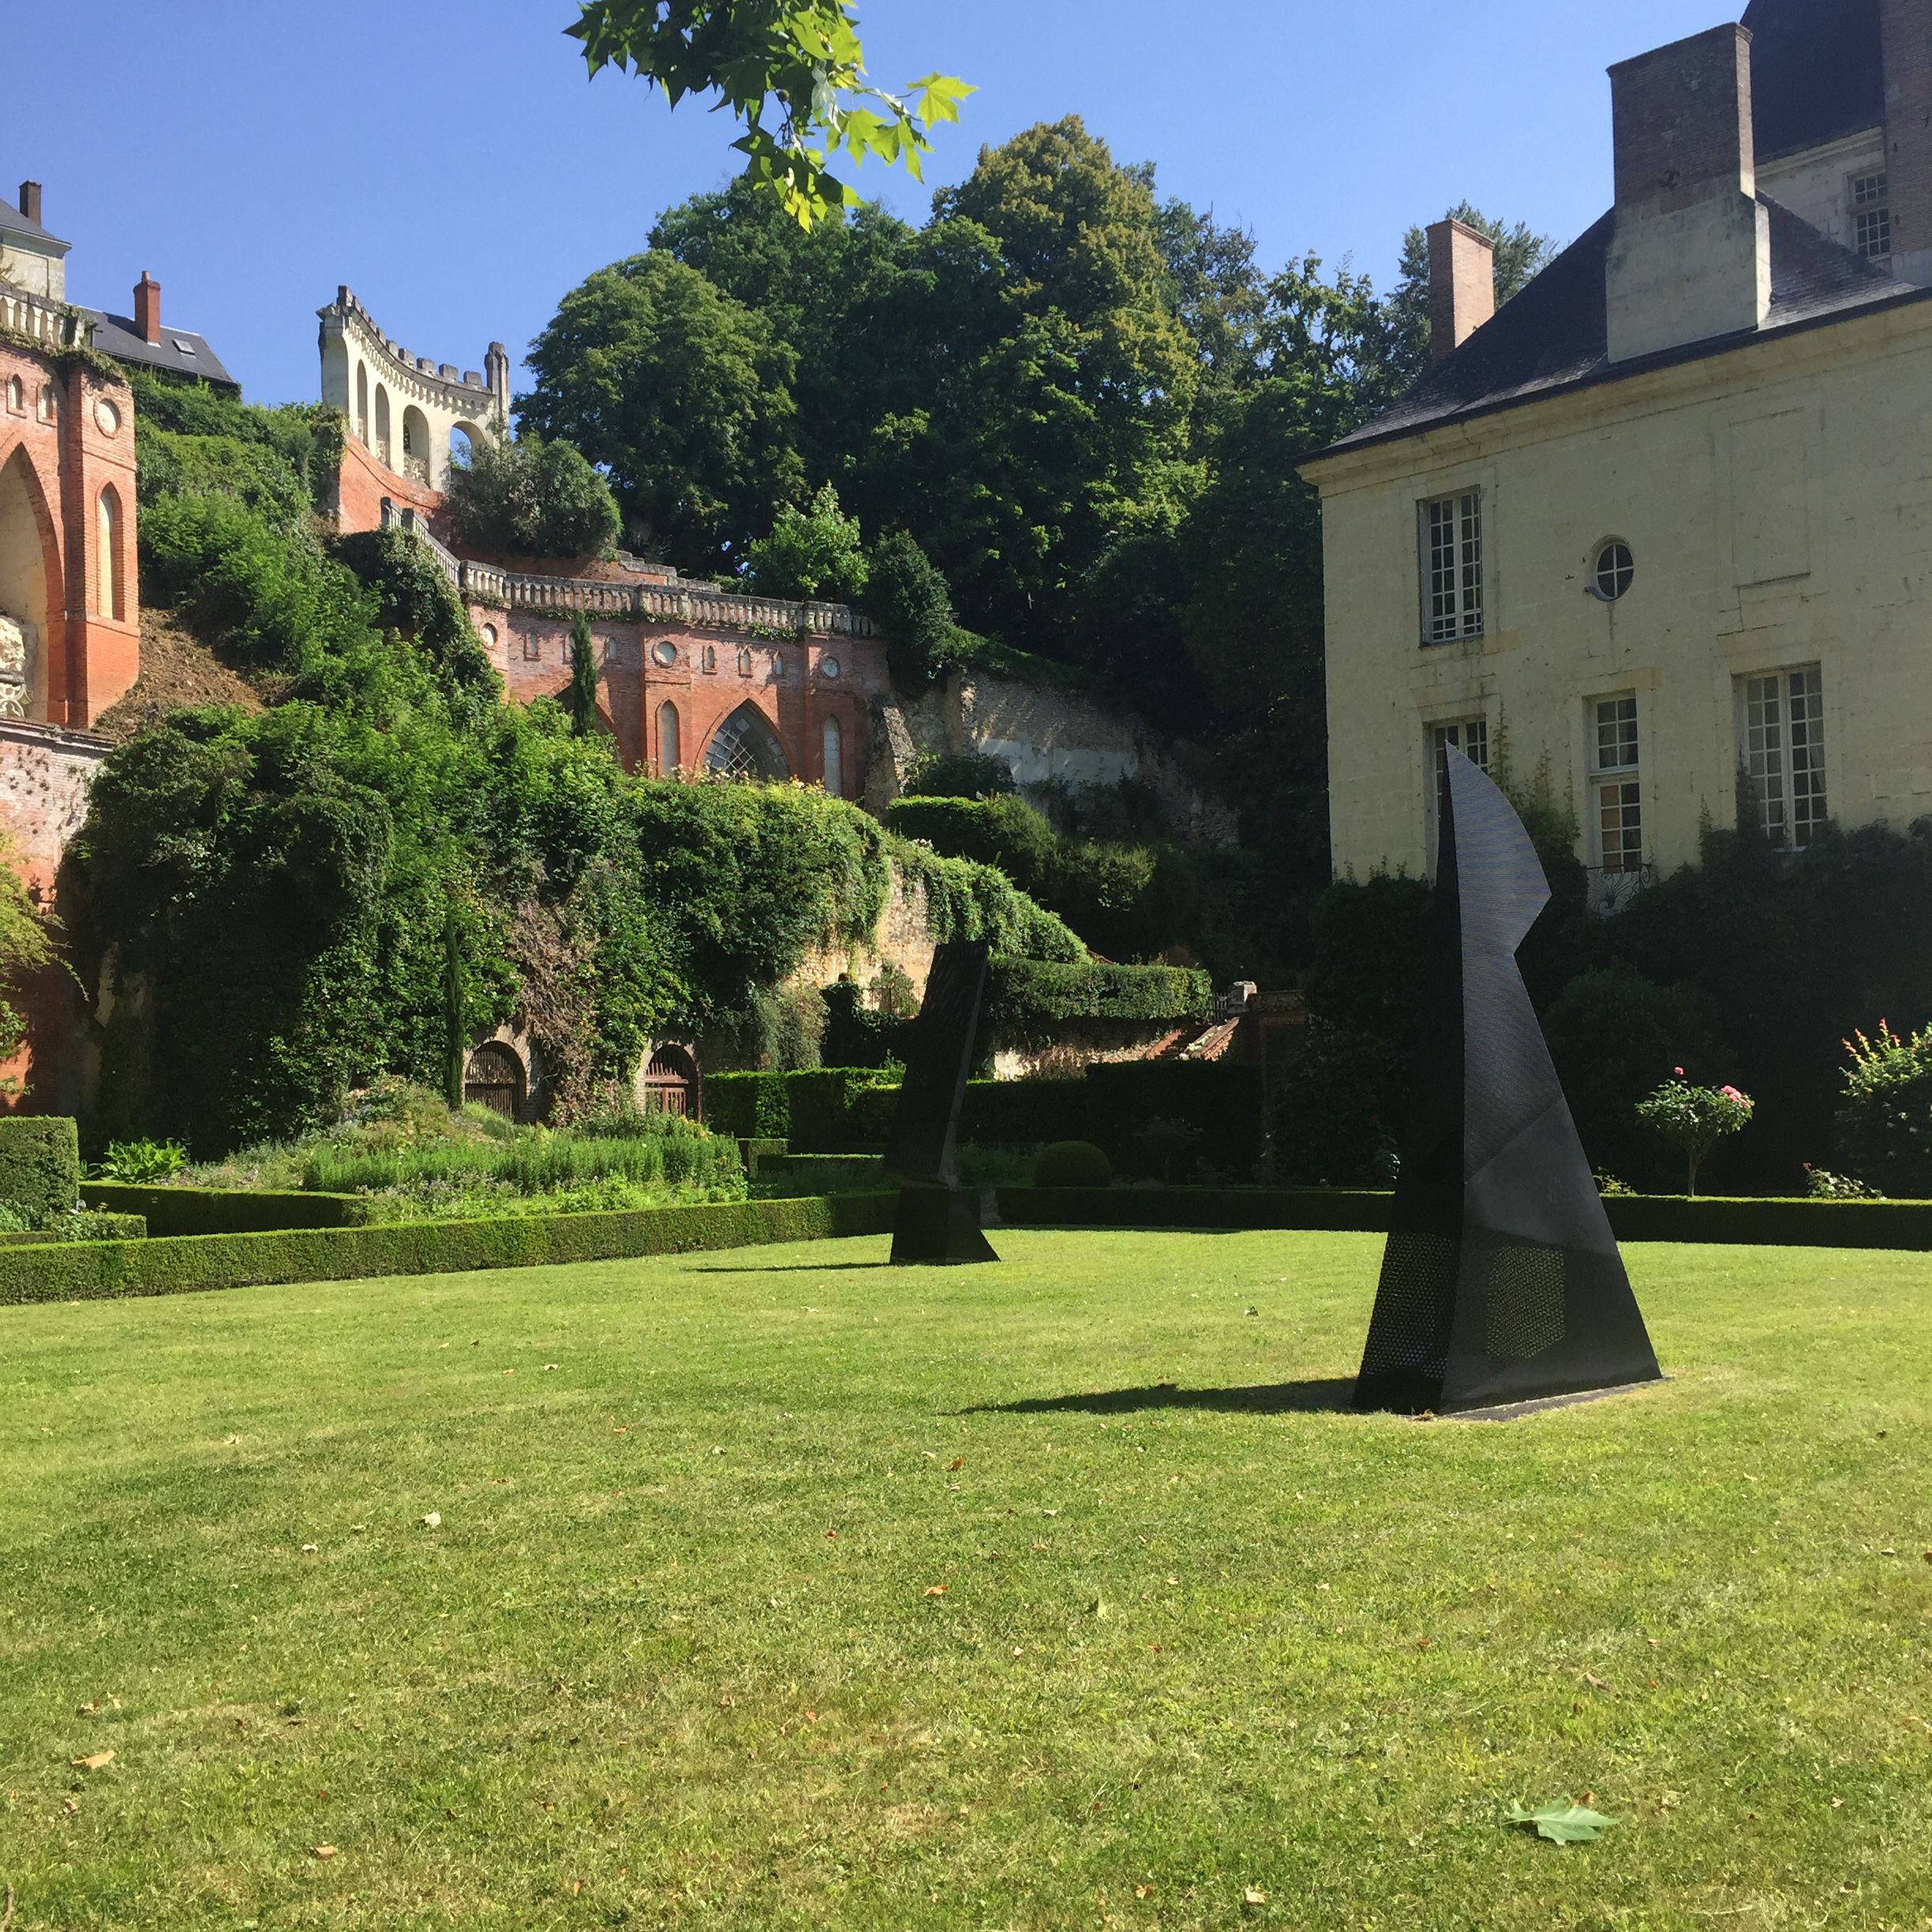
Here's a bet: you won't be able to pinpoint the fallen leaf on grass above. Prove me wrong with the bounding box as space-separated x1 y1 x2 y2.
300 1544 319 1555
1582 1672 1610 1690
1506 1799 1616 1844
947 1458 964 1471
418 1513 441 1528
923 1584 948 1597
1135 1884 1155 1899
69 1751 113 1771
1243 1885 1267 1906
310 1844 336 1859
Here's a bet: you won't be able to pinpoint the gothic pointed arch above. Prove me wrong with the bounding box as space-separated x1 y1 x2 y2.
703 702 792 781
0 440 63 721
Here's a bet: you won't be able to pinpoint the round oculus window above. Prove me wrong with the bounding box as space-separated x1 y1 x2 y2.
1592 540 1635 601
651 639 678 667
820 654 842 680
94 396 122 436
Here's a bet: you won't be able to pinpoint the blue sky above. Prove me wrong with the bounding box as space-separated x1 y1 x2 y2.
10 0 1731 409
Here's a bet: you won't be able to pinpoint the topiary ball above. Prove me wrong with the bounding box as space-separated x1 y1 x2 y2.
1035 1140 1112 1189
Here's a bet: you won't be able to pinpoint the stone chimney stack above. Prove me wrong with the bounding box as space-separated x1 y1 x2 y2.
1604 23 1770 364
134 272 162 345
17 181 41 224
1881 0 1932 285
1427 219 1497 364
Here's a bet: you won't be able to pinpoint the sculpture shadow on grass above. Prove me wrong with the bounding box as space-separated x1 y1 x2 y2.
962 1377 1358 1418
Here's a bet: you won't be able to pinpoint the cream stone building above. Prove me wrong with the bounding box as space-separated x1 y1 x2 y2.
1301 0 1932 903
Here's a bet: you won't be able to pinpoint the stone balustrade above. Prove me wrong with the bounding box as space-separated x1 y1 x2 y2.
0 285 84 352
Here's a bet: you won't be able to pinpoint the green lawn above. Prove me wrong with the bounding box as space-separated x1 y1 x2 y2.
2 1230 1930 1931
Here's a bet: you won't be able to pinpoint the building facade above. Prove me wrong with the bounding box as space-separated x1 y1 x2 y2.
1302 0 1932 899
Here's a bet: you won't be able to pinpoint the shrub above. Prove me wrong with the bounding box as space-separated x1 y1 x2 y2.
746 483 868 602
986 959 1210 1047
443 433 622 560
1035 1140 1111 1188
1270 1020 1407 1188
98 1138 188 1183
904 751 1015 800
1636 1075 1755 1196
0 1117 81 1220
1833 1022 1932 1196
1807 1165 1881 1200
137 429 312 533
1084 1062 1266 1180
865 530 976 686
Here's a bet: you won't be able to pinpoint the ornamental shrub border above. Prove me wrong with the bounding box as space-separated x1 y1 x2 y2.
992 1186 1932 1250
81 1182 372 1235
0 1194 895 1308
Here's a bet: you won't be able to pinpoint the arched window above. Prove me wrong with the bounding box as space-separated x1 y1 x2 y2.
373 384 391 467
463 1043 526 1120
96 487 122 620
4 377 21 414
736 646 753 676
822 713 844 797
639 1043 697 1116
36 383 54 422
658 701 681 774
704 702 791 781
401 405 431 483
354 361 369 444
450 423 478 470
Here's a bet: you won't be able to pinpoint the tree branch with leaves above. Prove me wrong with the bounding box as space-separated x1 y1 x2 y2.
567 0 973 227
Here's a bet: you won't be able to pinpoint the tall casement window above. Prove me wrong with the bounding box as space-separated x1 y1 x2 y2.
1851 170 1891 261
822 713 844 798
1425 717 1488 868
1740 667 1827 848
1591 694 1643 874
1421 490 1484 643
657 701 681 774
96 488 122 620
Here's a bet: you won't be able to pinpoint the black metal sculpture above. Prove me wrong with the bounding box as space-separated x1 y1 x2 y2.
884 938 999 1264
1354 746 1661 1414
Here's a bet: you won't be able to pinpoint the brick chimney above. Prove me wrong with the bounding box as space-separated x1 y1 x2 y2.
1427 219 1496 363
1881 0 1932 285
133 271 161 345
1604 23 1770 364
17 180 41 224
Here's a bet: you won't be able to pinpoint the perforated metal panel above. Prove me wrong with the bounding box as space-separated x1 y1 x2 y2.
1485 1244 1567 1359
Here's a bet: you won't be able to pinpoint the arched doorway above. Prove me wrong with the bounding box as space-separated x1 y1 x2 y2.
401 405 432 485
822 713 843 797
639 1043 698 1117
463 1041 526 1119
0 447 54 721
657 700 681 774
355 361 369 444
704 702 792 781
451 421 482 471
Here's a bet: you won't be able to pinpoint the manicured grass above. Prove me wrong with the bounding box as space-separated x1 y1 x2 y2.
2 1230 1930 1930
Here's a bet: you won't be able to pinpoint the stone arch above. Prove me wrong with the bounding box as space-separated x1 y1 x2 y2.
636 1041 698 1117
703 702 792 781
0 444 58 720
400 404 431 483
96 485 125 620
657 699 681 774
822 713 844 797
462 1039 527 1119
373 384 391 466
355 360 369 444
451 421 482 470
4 376 21 415
36 382 54 423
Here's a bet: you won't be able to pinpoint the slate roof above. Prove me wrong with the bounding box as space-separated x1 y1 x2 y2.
1317 197 1926 460
1743 0 1885 160
78 307 239 392
0 186 69 253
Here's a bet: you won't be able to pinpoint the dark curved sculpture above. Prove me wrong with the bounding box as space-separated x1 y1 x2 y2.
885 939 999 1264
1354 746 1661 1414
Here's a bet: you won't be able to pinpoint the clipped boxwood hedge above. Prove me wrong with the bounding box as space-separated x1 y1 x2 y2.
993 1186 1932 1250
80 1182 372 1235
0 1118 81 1220
0 1193 897 1307
986 958 1211 1045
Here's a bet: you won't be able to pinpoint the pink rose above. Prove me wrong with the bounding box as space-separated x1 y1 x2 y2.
1673 1066 1684 1077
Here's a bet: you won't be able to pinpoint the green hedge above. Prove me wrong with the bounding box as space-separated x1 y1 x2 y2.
706 1069 895 1148
992 1186 1932 1249
755 1154 886 1194
0 1193 897 1307
1083 1062 1266 1179
0 1213 147 1248
81 1182 371 1235
987 959 1211 1046
0 1118 80 1220
961 1079 1088 1145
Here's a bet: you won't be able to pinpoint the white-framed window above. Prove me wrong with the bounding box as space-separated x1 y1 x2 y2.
1740 666 1827 848
1421 490 1484 644
1851 170 1891 262
1590 693 1643 874
1430 717 1489 775
1590 539 1634 601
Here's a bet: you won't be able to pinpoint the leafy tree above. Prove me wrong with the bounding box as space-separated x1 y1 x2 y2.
567 612 601 736
1380 202 1557 390
517 253 801 572
746 481 867 600
567 0 972 229
862 528 965 687
444 433 622 560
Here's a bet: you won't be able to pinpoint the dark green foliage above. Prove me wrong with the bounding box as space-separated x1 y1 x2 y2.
986 959 1210 1046
820 979 913 1069
0 1117 81 1219
120 367 328 504
703 1068 895 1151
443 433 622 560
1544 968 1732 1191
747 482 868 601
960 1080 1088 1147
568 612 601 736
1034 1140 1111 1189
1083 1061 1266 1181
863 530 975 687
137 431 311 534
335 527 498 692
81 1182 370 1235
517 253 801 571
903 751 1015 800
303 1122 740 1197
0 1193 897 1306
1269 1020 1408 1188
9 1211 148 1245
1833 1023 1932 1196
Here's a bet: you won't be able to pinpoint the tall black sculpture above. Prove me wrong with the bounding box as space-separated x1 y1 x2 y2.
1354 746 1661 1415
884 938 999 1264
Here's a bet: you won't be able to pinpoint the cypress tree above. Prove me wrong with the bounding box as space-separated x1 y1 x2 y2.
568 611 600 736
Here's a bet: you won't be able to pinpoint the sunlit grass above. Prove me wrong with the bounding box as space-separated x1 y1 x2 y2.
2 1230 1929 1929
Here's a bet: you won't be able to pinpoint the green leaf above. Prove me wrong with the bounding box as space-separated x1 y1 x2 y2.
1506 1800 1616 1844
